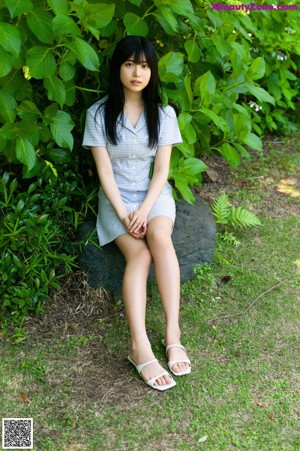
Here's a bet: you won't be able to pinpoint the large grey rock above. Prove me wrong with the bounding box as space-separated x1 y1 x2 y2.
78 196 217 293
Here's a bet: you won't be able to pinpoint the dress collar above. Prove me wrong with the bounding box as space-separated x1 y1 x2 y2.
120 111 147 134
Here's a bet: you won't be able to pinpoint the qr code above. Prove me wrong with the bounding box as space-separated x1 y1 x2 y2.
2 418 33 449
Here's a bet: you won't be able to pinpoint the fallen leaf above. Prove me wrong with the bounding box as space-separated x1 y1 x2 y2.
269 413 276 420
206 168 219 182
19 392 31 403
257 400 265 407
198 435 209 443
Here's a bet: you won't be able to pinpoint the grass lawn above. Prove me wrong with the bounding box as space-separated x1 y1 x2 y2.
0 137 299 450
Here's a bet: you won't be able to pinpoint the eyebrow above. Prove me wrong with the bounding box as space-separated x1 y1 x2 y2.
126 59 148 63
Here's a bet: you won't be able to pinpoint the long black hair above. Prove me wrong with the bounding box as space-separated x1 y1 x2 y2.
100 36 162 148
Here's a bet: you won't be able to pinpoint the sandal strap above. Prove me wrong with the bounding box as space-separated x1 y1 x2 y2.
165 343 186 355
134 358 158 375
168 359 191 367
147 371 173 387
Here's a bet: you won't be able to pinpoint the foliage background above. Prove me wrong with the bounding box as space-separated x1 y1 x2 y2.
0 0 299 318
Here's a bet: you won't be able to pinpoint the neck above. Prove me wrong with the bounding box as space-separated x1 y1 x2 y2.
123 89 144 106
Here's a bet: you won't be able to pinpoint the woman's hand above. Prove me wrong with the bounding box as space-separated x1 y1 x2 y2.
122 215 147 239
127 209 148 235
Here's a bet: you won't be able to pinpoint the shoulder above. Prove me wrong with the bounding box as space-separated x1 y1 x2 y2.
159 104 178 122
159 104 177 116
86 96 107 117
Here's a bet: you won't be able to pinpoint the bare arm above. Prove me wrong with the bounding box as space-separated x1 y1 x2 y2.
128 144 172 233
91 146 128 223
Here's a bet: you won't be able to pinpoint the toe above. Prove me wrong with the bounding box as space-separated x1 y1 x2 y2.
156 375 172 386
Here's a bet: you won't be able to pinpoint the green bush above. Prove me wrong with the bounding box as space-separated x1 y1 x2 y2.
0 172 77 317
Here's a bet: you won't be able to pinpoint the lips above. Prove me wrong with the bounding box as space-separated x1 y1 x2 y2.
130 80 142 86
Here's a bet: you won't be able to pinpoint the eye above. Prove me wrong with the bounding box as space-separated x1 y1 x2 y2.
125 62 134 67
142 63 150 69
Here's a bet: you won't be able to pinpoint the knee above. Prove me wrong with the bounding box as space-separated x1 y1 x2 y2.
147 227 172 250
131 246 152 269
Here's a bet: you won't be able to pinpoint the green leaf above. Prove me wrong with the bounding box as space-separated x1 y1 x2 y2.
212 194 230 224
183 157 207 175
184 74 193 110
44 103 58 120
242 133 263 151
66 37 99 71
158 52 184 83
232 142 251 160
230 42 248 61
0 136 7 152
45 160 58 177
128 0 143 5
27 8 54 44
184 39 201 63
229 206 262 229
0 90 17 122
0 22 21 57
218 143 241 167
26 46 56 79
17 101 41 121
248 57 266 81
64 80 76 106
161 0 194 15
59 61 76 81
4 0 33 18
52 15 81 36
124 12 148 36
233 113 250 140
230 49 243 74
44 76 66 107
176 142 195 158
248 86 275 105
81 2 115 35
212 34 229 58
50 110 74 150
157 6 178 34
170 156 206 203
15 137 36 171
16 121 40 143
0 47 13 78
46 0 68 15
47 148 72 164
201 108 229 132
173 178 195 204
178 113 197 144
195 70 216 100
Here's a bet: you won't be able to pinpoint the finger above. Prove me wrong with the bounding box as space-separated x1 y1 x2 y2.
128 215 138 229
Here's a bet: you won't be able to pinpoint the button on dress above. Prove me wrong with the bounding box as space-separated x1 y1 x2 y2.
82 98 182 246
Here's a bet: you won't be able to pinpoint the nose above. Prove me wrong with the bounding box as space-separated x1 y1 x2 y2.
133 64 141 77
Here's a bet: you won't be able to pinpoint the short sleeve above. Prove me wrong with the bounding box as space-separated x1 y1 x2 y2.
82 101 107 149
158 105 182 147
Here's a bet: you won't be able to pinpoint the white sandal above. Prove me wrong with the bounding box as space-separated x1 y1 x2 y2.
128 356 176 391
164 343 191 376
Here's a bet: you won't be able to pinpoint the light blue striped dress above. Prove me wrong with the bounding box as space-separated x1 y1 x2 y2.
82 98 182 246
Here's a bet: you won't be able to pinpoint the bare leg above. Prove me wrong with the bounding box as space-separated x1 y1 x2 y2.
115 233 173 387
146 217 190 374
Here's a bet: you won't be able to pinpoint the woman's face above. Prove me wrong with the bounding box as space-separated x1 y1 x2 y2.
120 54 151 95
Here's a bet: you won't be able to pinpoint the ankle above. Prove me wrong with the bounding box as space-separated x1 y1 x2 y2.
165 326 181 345
131 337 151 353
